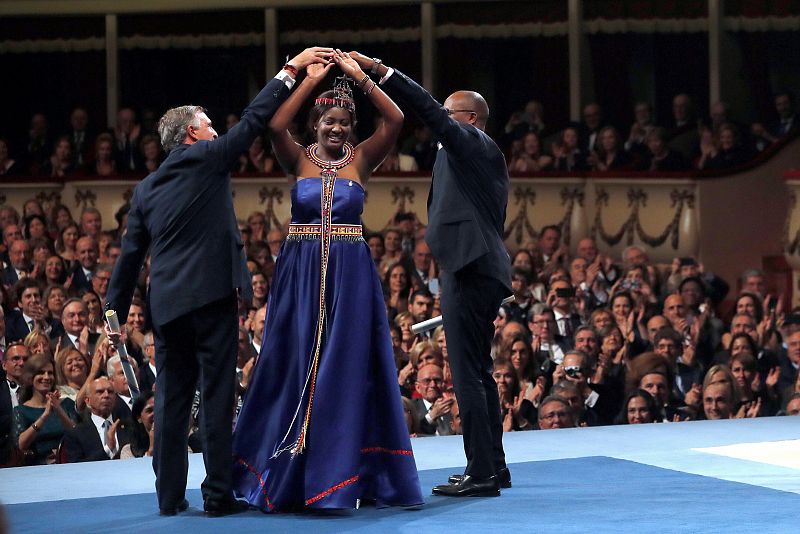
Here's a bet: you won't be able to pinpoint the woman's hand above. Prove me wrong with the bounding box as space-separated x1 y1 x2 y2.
332 49 365 80
306 61 333 82
502 408 514 432
47 390 63 411
526 376 546 406
684 383 702 408
398 361 414 386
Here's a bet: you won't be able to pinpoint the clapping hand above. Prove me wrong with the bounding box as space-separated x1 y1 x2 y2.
107 419 121 451
429 397 454 420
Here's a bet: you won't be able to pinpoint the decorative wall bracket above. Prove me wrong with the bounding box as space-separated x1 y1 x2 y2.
391 186 415 213
35 191 62 213
504 187 537 245
591 187 695 250
558 187 585 247
74 189 96 209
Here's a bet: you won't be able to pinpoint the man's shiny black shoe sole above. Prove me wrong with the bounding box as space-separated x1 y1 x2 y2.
448 467 511 489
159 499 189 516
432 475 501 497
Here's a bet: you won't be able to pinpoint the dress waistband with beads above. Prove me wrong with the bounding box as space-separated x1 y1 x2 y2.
286 223 364 242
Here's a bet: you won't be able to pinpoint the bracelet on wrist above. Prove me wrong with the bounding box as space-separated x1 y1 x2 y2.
362 80 376 95
357 74 370 88
282 63 298 77
370 58 383 74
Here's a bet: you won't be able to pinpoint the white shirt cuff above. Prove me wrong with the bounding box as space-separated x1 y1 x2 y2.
274 70 297 90
378 67 395 85
425 412 435 424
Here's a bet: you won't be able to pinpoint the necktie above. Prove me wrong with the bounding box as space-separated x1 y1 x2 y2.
102 420 111 447
562 317 573 338
27 320 35 332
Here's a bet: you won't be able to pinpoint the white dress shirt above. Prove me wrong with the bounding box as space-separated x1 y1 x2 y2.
90 413 119 458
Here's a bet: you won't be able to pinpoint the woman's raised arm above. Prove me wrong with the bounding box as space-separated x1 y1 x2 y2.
270 61 334 177
332 50 403 182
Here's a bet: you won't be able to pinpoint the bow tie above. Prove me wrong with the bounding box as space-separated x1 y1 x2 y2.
8 380 18 389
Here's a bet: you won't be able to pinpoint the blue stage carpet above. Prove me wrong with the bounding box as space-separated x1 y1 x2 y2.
3 418 799 533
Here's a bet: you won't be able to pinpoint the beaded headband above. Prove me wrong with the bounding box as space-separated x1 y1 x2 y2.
314 75 356 113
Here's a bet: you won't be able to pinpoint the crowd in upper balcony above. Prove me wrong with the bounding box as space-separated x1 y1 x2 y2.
1 90 796 180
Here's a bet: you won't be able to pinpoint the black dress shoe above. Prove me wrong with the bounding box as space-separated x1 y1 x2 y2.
159 499 189 516
448 467 511 488
203 498 250 517
432 475 500 497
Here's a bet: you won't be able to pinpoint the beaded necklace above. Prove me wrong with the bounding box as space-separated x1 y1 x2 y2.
305 142 355 170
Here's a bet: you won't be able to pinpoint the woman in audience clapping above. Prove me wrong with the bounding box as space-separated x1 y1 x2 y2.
13 353 77 465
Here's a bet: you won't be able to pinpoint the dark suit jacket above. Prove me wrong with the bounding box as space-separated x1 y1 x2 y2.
62 418 131 462
60 332 100 359
412 398 453 436
112 395 133 422
1 265 20 287
105 77 291 326
0 370 13 464
69 264 93 293
383 70 511 292
139 363 156 393
4 310 64 344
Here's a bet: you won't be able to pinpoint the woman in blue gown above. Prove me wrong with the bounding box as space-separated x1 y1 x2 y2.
232 50 423 512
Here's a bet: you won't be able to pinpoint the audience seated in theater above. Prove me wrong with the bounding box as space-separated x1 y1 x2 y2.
120 389 155 459
412 363 453 436
588 126 633 171
536 395 575 429
493 358 535 431
108 354 139 422
508 131 553 172
92 133 117 177
551 127 589 171
614 389 660 424
13 353 77 465
62 375 131 462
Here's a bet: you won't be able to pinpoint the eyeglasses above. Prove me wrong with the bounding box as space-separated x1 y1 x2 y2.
539 410 570 421
445 108 476 116
418 377 444 385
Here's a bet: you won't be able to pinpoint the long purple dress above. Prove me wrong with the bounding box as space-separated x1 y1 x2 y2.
232 170 423 512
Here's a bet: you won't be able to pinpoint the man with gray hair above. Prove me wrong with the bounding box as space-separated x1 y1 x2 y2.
105 46 333 517
108 353 139 421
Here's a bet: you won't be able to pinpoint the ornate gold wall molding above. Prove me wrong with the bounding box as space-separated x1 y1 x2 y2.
591 187 695 251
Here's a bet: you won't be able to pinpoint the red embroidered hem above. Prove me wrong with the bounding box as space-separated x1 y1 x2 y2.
360 447 414 456
235 457 275 511
305 475 360 506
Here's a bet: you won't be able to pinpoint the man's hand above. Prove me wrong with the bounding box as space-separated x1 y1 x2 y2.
104 321 126 350
287 47 334 70
346 51 375 71
107 419 121 451
428 397 454 419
